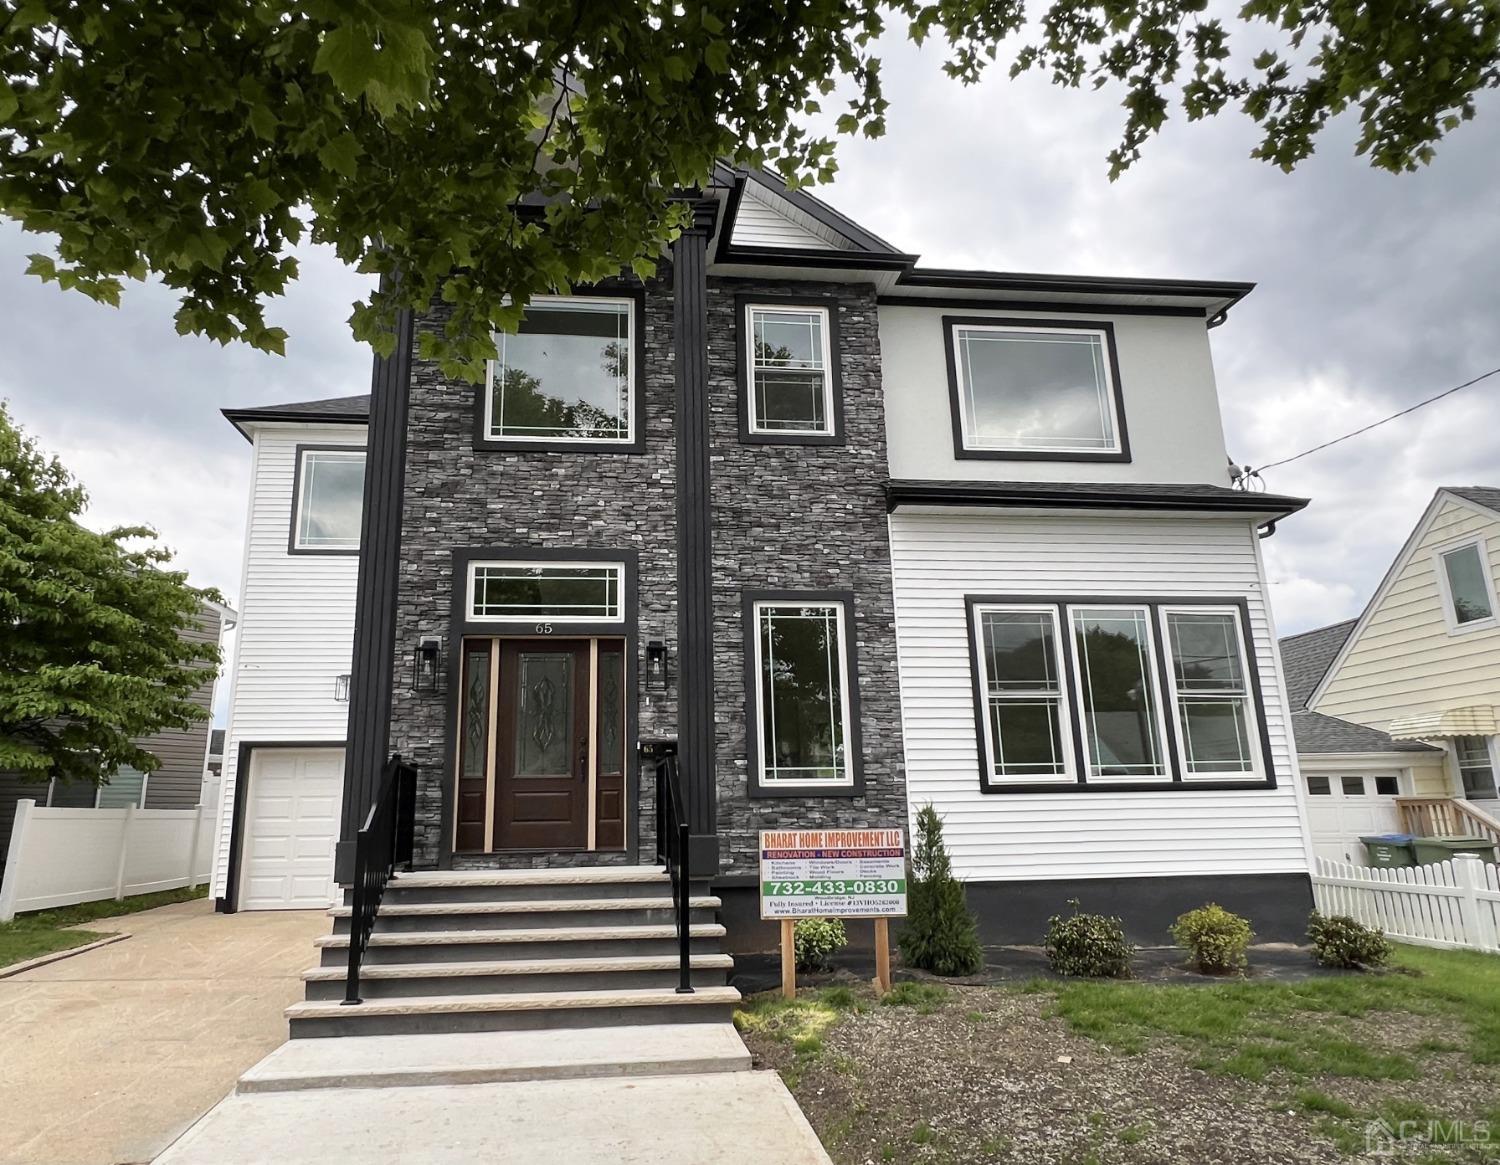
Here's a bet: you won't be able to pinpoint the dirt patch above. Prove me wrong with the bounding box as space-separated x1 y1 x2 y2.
738 984 1500 1165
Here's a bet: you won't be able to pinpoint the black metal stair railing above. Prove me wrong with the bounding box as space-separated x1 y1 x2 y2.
651 745 694 994
343 753 417 1005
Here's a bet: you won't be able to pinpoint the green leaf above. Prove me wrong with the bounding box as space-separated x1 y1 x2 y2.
248 104 278 141
317 133 361 176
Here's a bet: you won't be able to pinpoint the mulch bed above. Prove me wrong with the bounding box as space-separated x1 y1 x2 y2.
737 980 1500 1165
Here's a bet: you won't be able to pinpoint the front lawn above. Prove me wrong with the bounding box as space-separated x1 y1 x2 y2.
737 945 1500 1164
0 884 208 970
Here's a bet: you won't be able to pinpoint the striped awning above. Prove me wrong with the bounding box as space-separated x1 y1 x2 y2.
1386 706 1500 740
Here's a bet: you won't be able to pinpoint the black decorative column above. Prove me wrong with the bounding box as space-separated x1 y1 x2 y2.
335 304 414 882
673 200 720 875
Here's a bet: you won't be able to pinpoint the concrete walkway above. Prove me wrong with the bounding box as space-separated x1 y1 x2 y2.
156 1025 831 1165
0 898 326 1165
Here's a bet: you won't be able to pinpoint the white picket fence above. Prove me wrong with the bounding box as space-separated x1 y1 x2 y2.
1311 855 1500 954
0 798 215 922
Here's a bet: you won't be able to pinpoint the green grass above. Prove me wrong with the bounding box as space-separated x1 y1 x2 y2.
1045 945 1500 1083
881 981 949 1012
0 885 207 970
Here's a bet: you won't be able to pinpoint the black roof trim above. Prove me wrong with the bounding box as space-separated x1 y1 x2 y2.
222 394 371 441
895 268 1256 307
713 246 919 271
886 479 1309 518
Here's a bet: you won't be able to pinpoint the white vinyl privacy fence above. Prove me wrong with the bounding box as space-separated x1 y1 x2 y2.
1311 855 1500 954
0 799 214 921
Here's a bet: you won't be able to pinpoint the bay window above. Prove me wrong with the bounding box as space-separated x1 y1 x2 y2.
969 596 1271 791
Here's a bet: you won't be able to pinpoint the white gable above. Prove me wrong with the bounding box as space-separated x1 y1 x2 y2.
730 184 856 252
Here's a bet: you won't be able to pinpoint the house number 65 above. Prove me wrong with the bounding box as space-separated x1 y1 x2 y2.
535 622 554 635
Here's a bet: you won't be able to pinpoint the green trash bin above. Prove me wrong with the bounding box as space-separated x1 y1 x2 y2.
1410 836 1498 866
1361 834 1419 867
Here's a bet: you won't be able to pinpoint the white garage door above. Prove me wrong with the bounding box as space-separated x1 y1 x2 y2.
241 748 345 910
1305 772 1403 865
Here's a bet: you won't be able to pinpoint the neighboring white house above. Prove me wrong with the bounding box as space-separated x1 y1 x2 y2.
210 398 366 911
1284 487 1500 863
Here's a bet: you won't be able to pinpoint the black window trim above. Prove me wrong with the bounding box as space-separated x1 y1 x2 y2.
287 443 366 556
471 286 647 454
942 315 1132 464
963 593 1277 794
743 589 864 798
735 293 846 447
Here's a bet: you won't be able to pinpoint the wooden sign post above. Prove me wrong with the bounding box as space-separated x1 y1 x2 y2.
760 828 907 1000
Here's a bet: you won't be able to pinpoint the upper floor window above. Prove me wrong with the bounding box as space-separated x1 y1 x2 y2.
291 447 365 553
747 594 859 793
945 317 1128 461
1437 540 1496 630
744 304 837 438
483 296 637 448
970 596 1268 791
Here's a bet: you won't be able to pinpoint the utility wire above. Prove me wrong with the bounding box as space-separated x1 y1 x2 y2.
1254 366 1500 474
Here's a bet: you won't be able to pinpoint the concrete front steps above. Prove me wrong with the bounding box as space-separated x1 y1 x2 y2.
239 1024 752 1092
290 864 740 1038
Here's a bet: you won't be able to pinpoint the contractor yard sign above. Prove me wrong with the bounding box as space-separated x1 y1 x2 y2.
759 828 908 919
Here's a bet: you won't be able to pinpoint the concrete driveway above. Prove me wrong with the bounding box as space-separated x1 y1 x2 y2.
0 897 326 1165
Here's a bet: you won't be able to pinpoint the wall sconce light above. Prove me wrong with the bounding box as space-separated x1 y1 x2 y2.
645 639 671 689
413 636 444 693
333 673 351 703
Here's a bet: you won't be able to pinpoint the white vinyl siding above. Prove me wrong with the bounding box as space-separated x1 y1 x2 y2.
212 424 363 898
889 510 1306 882
730 185 853 252
1316 496 1500 731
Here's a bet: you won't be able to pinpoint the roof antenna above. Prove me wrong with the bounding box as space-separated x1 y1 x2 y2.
1228 459 1266 493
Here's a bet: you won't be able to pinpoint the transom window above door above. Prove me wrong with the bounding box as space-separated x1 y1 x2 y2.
483 295 639 449
467 561 624 623
742 302 839 440
945 317 1128 461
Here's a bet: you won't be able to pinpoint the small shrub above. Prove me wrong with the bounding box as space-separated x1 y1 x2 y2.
793 917 847 972
1044 900 1133 978
1307 911 1393 969
1170 903 1254 974
898 805 984 975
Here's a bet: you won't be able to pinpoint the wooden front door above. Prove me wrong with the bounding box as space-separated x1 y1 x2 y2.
493 640 591 850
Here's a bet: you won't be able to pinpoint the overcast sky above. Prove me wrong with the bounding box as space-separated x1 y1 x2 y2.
3 36 1497 722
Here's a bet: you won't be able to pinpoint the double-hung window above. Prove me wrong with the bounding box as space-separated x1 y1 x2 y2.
747 594 859 793
1436 539 1497 631
483 295 638 448
973 607 1073 783
945 317 1127 460
1161 609 1257 777
740 299 840 442
969 597 1269 791
291 447 365 553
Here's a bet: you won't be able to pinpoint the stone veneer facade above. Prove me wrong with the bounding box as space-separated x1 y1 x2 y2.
387 270 907 878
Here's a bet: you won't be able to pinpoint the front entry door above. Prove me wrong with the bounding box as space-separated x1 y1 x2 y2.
494 640 591 850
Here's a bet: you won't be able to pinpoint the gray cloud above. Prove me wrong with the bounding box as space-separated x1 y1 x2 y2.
818 38 1500 633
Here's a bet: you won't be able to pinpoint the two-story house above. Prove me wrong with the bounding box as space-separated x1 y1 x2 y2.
211 169 1312 1036
1285 487 1500 863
